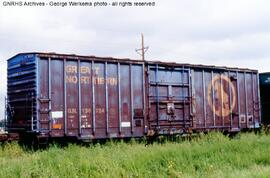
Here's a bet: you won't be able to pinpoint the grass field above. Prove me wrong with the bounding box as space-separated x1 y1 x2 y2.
0 132 270 178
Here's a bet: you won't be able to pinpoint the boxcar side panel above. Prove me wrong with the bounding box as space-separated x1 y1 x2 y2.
107 63 119 135
205 71 214 128
120 64 131 135
223 71 230 127
80 61 92 137
66 60 79 136
132 65 145 135
38 58 50 131
191 68 260 132
94 62 106 137
37 56 145 139
254 74 260 126
238 72 246 128
50 59 64 137
246 73 254 128
229 71 239 130
193 70 204 129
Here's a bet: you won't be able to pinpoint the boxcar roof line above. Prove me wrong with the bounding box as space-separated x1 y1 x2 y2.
8 52 258 72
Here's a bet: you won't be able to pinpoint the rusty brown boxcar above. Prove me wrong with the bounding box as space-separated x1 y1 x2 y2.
6 52 261 142
146 62 261 135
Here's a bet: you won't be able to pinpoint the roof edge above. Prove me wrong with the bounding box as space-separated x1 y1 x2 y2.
7 52 258 72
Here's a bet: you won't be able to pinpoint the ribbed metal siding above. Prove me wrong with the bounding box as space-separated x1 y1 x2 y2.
7 54 37 131
37 55 145 139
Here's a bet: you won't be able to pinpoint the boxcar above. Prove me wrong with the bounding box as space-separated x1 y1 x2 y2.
6 53 261 142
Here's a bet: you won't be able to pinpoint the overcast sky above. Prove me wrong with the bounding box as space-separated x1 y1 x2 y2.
0 0 270 119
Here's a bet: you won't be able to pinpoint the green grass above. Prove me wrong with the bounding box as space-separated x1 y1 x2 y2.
0 132 270 178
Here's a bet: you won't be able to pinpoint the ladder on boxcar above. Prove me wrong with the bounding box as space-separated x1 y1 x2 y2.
38 98 51 133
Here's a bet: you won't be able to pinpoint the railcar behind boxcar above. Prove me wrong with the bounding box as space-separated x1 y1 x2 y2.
259 73 270 125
